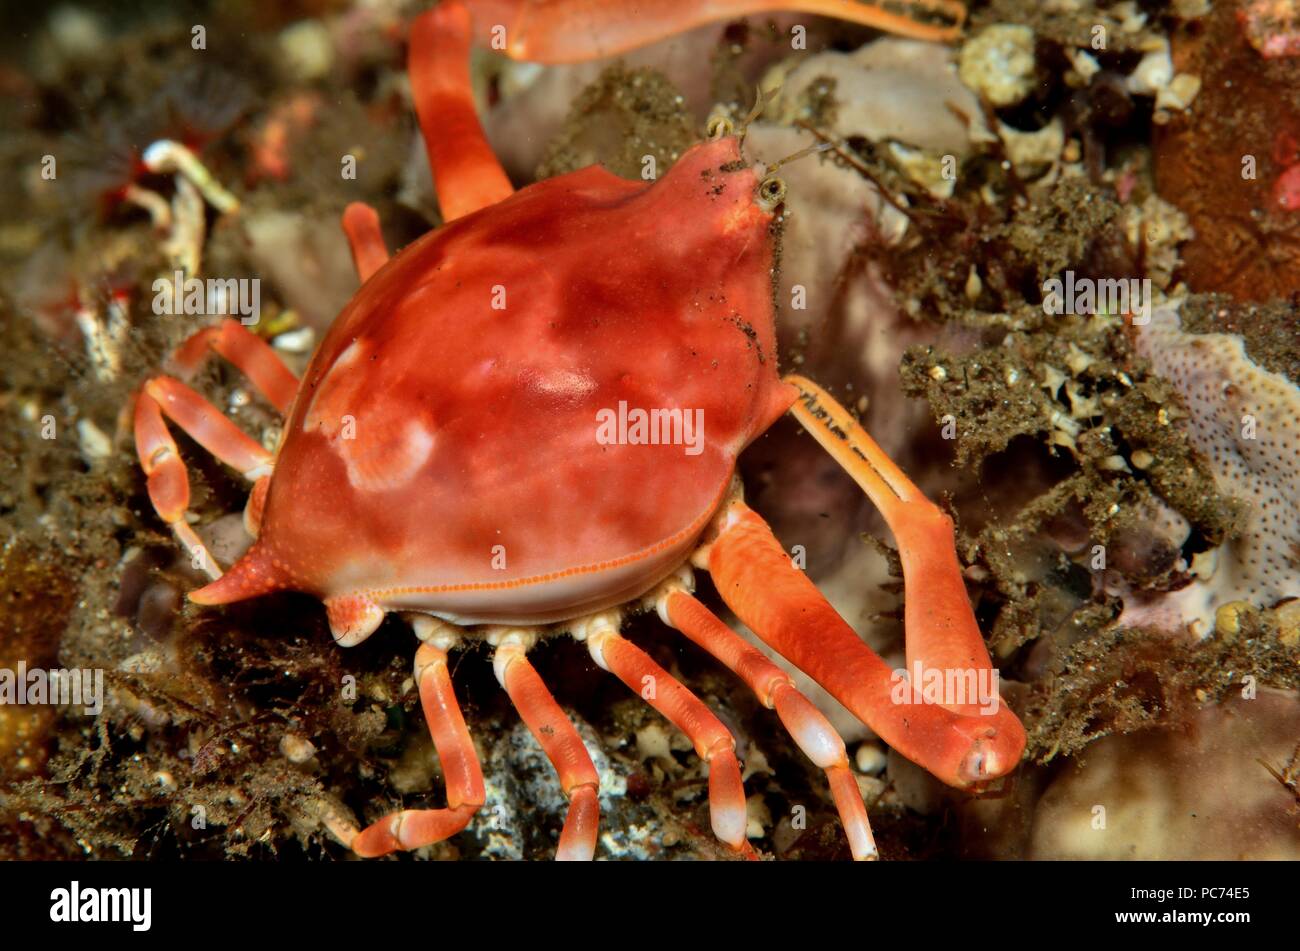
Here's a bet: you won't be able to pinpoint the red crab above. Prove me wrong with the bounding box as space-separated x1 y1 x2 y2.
133 0 1020 861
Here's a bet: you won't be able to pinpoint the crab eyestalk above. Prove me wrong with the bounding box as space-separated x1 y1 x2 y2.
706 114 735 140
756 174 787 214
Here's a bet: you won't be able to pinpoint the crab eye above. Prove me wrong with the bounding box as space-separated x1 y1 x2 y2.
706 115 734 140
757 175 786 211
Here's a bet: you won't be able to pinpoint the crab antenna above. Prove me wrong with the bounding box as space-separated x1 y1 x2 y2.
765 140 836 175
740 84 773 134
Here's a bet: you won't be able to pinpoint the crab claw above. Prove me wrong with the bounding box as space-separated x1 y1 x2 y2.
704 497 1026 791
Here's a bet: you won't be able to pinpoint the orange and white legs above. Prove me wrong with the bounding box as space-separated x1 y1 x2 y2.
574 611 756 857
784 375 998 692
705 496 1024 789
492 628 602 860
347 620 602 860
351 634 486 856
133 318 297 577
167 318 298 413
464 0 965 62
410 0 965 222
695 375 1026 792
654 575 877 860
343 610 763 860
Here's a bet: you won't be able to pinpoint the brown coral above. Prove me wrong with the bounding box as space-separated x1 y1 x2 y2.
1155 0 1300 300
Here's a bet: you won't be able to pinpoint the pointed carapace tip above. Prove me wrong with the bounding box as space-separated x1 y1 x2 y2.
189 543 288 606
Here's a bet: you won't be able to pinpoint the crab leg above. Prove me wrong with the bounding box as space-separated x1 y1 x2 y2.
783 374 993 702
168 318 298 414
133 377 274 579
655 581 877 860
471 0 965 61
413 0 964 221
351 642 486 856
341 202 390 282
493 632 602 860
133 391 218 578
410 4 514 222
140 377 273 478
576 612 755 857
133 317 296 573
704 497 1025 790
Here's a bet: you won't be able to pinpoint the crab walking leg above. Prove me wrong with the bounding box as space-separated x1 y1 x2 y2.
706 499 1025 789
142 377 274 478
351 642 486 856
133 393 218 579
410 4 513 222
168 318 299 415
472 0 965 63
657 583 877 860
133 378 275 580
576 613 755 856
341 202 390 282
413 0 962 217
493 633 601 860
783 374 994 707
